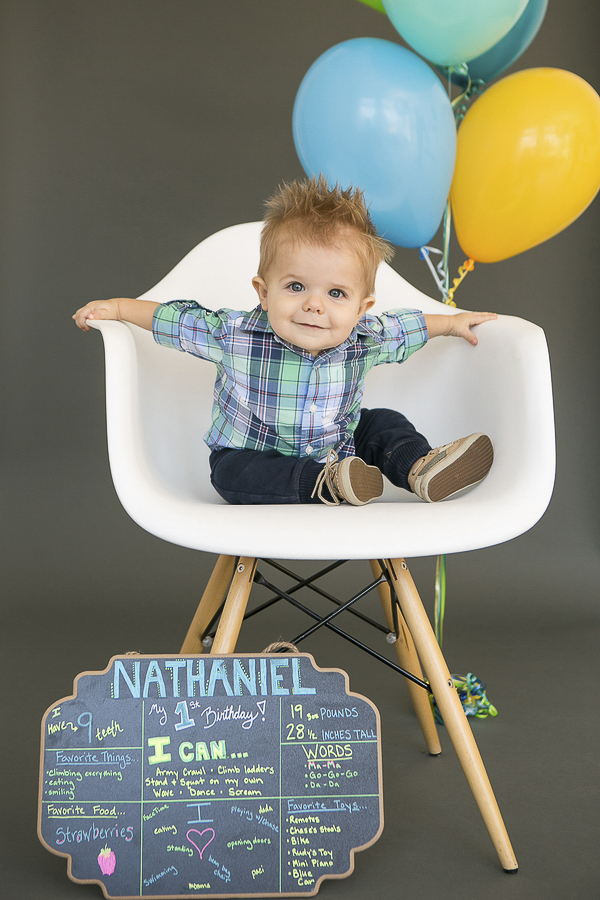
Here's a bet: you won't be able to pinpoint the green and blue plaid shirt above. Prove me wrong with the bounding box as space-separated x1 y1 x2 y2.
153 302 428 460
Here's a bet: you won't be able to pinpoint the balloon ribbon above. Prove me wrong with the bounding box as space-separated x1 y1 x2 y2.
443 63 486 125
429 61 495 720
446 257 475 305
418 251 474 307
433 559 497 722
430 673 498 724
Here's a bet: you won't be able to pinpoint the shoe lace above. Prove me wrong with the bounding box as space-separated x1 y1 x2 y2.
311 448 341 506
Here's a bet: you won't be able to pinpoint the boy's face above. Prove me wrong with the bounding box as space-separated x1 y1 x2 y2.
252 240 375 356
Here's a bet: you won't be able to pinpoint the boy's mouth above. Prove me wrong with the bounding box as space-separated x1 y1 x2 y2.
295 321 324 330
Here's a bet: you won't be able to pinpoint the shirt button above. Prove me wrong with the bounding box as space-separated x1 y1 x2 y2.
305 446 313 455
310 404 317 414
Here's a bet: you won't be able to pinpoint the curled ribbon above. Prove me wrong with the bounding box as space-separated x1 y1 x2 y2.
419 245 448 301
445 258 475 306
442 62 486 126
430 672 498 724
419 252 475 307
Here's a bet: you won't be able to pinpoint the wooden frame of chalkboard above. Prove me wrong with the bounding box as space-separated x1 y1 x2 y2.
38 653 383 898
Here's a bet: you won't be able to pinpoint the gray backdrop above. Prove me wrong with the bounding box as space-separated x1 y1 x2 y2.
2 2 599 898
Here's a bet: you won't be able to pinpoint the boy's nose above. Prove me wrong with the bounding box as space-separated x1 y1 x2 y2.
303 292 324 312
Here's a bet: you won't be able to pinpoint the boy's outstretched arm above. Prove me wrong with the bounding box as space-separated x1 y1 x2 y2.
73 297 159 332
424 311 497 347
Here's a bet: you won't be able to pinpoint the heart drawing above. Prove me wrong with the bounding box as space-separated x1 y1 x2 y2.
186 828 216 859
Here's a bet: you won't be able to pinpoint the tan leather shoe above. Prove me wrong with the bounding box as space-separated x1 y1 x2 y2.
312 450 384 506
408 434 494 502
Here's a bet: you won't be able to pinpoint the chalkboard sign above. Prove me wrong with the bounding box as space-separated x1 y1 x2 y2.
38 654 383 898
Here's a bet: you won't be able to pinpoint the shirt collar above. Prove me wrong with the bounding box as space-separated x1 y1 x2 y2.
241 306 314 357
355 314 381 341
241 305 271 332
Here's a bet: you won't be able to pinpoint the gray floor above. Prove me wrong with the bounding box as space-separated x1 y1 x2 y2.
2 1 599 897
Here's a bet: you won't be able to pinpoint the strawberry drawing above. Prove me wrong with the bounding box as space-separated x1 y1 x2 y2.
98 845 116 876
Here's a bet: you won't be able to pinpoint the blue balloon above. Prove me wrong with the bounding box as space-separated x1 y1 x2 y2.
381 0 528 68
293 38 457 248
440 0 548 87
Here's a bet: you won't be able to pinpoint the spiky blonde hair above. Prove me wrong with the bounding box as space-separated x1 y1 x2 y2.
257 176 393 295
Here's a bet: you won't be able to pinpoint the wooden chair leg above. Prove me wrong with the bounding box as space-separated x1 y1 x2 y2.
384 558 518 873
369 560 442 756
211 557 258 654
180 555 236 653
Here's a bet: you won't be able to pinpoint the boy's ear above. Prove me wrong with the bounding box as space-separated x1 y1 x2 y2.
252 276 268 309
359 296 376 317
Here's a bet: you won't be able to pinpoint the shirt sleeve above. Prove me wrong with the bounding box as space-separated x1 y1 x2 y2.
152 301 228 365
363 308 429 364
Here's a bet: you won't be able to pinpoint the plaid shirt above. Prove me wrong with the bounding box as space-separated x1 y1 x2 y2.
153 302 428 460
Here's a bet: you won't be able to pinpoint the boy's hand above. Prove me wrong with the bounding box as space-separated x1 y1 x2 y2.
424 311 497 346
73 298 124 332
73 297 158 332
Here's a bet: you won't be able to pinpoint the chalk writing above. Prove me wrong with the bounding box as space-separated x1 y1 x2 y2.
149 704 168 726
39 654 382 897
112 657 317 700
96 720 124 742
142 865 178 887
186 828 215 860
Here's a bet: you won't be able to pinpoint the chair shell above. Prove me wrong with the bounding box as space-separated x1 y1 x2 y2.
90 221 555 561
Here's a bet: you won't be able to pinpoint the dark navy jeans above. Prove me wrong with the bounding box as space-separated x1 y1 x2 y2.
209 408 432 505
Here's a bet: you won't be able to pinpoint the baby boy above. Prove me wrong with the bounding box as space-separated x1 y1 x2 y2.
74 177 496 506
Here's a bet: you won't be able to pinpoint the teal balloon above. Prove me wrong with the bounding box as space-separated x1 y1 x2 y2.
381 0 528 67
439 0 548 86
292 38 457 248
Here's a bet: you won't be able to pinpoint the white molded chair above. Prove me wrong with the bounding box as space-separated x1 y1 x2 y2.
90 222 555 872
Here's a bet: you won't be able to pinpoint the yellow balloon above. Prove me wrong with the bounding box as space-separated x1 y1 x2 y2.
451 68 600 263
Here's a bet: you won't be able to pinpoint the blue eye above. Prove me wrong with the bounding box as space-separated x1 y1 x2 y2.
289 282 304 292
329 289 345 299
